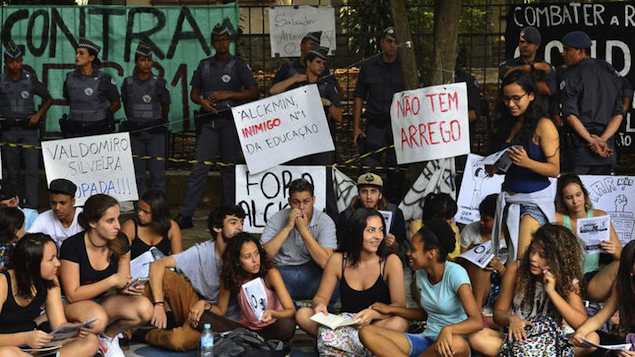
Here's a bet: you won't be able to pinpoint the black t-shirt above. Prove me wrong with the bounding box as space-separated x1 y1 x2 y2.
60 232 130 286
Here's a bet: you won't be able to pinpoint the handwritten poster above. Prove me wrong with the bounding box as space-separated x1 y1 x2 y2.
390 83 470 165
268 6 336 57
232 84 334 173
41 133 138 205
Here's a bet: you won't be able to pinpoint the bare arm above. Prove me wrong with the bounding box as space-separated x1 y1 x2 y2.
209 284 231 316
266 268 296 319
263 225 293 259
45 281 68 329
575 285 619 337
297 224 333 268
599 114 624 142
545 281 587 329
60 259 122 303
493 262 518 327
566 115 595 144
385 254 406 307
270 74 306 95
443 284 483 335
168 220 183 254
311 254 342 308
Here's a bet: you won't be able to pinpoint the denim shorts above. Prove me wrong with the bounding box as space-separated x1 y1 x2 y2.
519 204 548 225
406 333 434 357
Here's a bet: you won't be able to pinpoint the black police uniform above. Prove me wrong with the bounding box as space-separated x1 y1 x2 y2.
179 54 256 216
0 69 51 208
121 73 170 194
62 69 120 138
354 55 405 203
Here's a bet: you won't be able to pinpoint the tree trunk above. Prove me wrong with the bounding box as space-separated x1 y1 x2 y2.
430 0 462 85
390 0 418 90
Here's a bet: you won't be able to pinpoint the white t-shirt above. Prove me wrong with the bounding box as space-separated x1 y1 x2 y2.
28 208 83 247
460 221 506 250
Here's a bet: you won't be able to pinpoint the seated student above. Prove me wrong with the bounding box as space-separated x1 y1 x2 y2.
60 194 153 357
468 224 593 356
205 233 296 341
359 219 482 357
121 190 182 259
261 178 337 300
409 193 462 259
573 240 635 352
0 185 38 231
458 194 506 310
336 173 407 251
296 208 407 355
555 174 621 302
0 233 99 357
28 179 83 247
144 206 245 351
0 207 26 271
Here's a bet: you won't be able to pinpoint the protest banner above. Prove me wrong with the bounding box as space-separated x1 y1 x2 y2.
390 83 470 165
1 4 238 132
268 6 336 58
333 167 358 213
232 84 334 174
577 215 611 253
41 133 138 205
399 158 456 221
235 164 326 233
505 3 635 152
455 154 506 224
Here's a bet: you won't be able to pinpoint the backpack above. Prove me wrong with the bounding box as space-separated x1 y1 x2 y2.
498 315 574 357
213 328 288 357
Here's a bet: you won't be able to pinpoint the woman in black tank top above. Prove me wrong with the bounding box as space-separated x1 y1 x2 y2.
295 208 408 353
121 190 182 260
0 233 98 356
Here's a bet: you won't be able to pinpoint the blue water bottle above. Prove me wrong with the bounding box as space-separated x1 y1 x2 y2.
200 323 214 357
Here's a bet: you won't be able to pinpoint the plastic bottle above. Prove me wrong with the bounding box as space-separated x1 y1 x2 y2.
200 323 214 357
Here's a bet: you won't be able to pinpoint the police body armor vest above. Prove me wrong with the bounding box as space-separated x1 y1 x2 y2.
200 57 237 110
124 77 161 122
65 71 109 122
0 72 35 120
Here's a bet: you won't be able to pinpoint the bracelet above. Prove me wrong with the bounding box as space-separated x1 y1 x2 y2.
153 301 165 306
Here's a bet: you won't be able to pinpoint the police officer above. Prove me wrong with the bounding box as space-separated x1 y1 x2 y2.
272 31 332 85
121 41 170 195
352 27 405 204
62 38 120 138
176 21 258 229
0 40 53 209
560 31 624 175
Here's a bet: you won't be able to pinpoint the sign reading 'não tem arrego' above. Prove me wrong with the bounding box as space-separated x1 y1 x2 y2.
390 83 470 165
232 84 334 174
41 133 138 205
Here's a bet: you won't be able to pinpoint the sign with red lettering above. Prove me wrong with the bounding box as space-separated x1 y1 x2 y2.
390 83 470 164
232 84 334 173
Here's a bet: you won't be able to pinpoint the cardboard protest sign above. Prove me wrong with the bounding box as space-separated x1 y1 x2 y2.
235 165 326 233
455 154 506 224
268 6 336 57
399 158 456 221
232 84 334 174
41 133 138 205
333 167 358 213
390 83 470 165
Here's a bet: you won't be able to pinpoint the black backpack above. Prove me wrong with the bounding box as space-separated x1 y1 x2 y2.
213 328 289 357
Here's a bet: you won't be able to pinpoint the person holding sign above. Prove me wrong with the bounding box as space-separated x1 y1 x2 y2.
296 208 407 355
0 233 99 357
61 38 120 138
261 179 337 301
359 219 481 357
176 21 259 229
121 41 170 195
0 40 53 209
352 27 405 204
468 224 593 357
203 233 296 341
272 31 333 86
554 174 621 303
490 70 560 262
59 194 153 357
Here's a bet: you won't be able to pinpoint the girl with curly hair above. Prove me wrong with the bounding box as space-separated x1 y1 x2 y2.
207 232 296 341
469 224 596 356
555 173 621 302
573 240 635 356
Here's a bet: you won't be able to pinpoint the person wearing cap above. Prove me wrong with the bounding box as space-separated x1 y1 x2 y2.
353 26 405 204
336 172 406 253
176 20 258 229
28 179 83 247
0 40 53 209
121 41 170 195
559 31 624 174
271 31 335 87
0 183 38 231
61 38 120 138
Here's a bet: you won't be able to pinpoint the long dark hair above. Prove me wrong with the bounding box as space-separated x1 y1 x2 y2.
340 208 388 267
555 174 592 214
494 70 547 150
413 218 456 262
616 240 635 330
11 233 56 299
0 207 25 244
78 194 126 255
138 190 171 237
220 232 272 295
